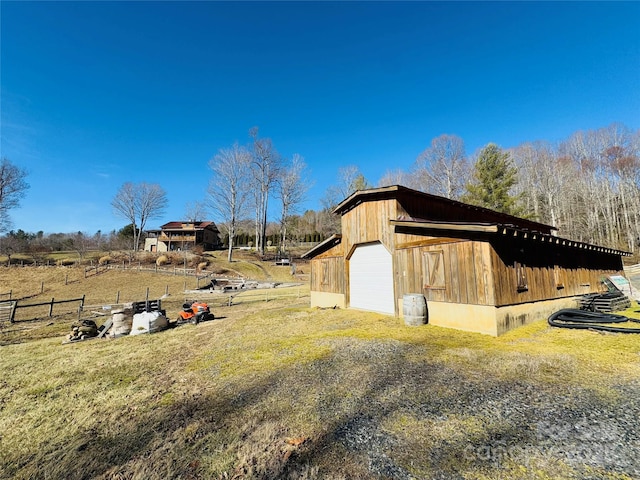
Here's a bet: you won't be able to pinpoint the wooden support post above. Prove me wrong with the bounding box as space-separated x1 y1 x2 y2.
66 273 69 285
41 281 44 294
116 291 120 304
165 285 169 296
49 298 55 316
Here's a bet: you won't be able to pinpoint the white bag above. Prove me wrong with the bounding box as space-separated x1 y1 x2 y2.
129 311 168 335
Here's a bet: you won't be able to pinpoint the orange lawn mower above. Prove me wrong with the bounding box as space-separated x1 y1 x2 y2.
177 301 214 325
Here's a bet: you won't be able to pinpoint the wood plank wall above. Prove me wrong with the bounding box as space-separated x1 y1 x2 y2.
394 235 623 308
395 239 495 305
309 246 345 294
489 238 624 306
341 199 397 258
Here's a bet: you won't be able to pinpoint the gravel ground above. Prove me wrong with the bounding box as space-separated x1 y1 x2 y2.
290 338 640 479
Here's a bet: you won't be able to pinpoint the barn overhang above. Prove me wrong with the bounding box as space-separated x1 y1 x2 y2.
301 234 342 259
390 218 631 257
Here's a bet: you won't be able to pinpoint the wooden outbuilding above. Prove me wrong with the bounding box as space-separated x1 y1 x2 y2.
302 185 629 336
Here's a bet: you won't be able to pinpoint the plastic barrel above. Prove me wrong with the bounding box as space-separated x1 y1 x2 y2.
403 294 428 326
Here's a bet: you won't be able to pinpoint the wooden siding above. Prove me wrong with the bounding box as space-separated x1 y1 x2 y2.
341 199 398 257
489 238 624 307
393 234 623 308
394 240 495 306
309 243 345 294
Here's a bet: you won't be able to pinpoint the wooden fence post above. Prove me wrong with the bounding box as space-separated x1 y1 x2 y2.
41 281 44 294
78 295 84 320
49 298 55 316
116 291 120 304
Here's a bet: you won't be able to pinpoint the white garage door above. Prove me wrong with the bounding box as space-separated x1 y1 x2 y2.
349 242 395 314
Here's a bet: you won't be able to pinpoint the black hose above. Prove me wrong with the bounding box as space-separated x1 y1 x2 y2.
548 308 640 333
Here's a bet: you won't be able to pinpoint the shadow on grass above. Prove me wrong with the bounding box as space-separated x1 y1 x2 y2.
5 339 639 480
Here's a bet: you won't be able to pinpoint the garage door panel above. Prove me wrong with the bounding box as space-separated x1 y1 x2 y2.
349 243 395 314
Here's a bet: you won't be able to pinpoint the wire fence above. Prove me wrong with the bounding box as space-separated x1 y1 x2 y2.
183 287 309 310
85 262 206 278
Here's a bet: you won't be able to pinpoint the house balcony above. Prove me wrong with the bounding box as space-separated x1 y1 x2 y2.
158 234 197 243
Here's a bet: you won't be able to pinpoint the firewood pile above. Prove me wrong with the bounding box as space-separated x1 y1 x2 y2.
66 319 99 342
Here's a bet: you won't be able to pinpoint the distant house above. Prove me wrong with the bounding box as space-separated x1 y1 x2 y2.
144 221 222 252
302 185 629 336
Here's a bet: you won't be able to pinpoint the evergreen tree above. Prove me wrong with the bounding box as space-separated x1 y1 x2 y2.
463 143 524 216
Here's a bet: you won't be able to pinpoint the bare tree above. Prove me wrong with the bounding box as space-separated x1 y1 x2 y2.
276 154 311 252
208 143 251 262
111 182 167 252
319 165 371 237
377 168 413 188
69 231 91 260
249 127 282 255
511 141 568 226
0 158 30 232
322 165 370 209
184 201 207 222
413 134 469 199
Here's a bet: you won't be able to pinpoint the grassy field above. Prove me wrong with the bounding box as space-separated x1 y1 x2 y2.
1 265 639 479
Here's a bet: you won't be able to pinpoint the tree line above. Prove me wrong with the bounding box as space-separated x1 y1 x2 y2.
2 123 639 260
375 123 639 254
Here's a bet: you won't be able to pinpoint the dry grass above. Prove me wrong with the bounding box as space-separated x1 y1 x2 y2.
1 267 639 479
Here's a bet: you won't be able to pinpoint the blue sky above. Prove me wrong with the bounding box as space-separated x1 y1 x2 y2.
2 1 639 234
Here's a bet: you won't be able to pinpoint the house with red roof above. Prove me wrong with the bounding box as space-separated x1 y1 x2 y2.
144 221 221 252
